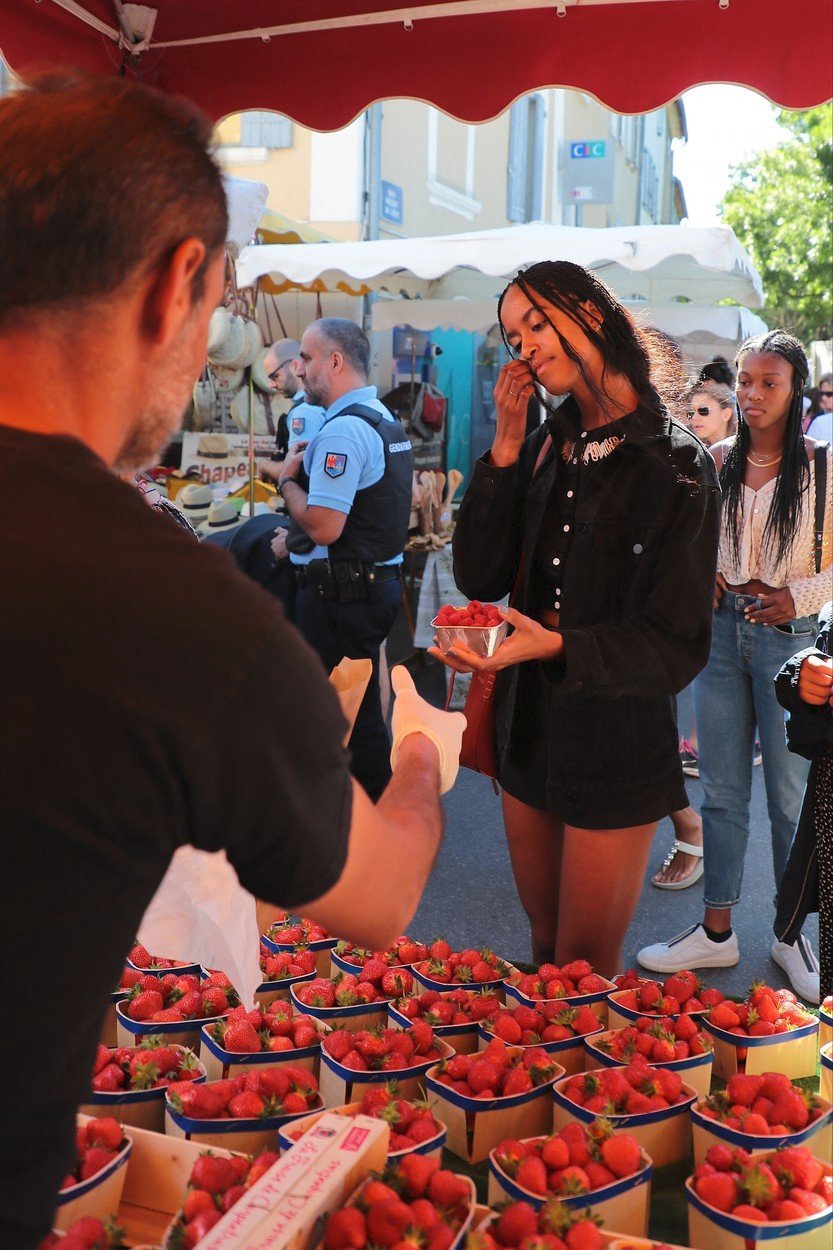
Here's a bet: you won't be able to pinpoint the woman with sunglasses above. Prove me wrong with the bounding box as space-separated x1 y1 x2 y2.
640 331 832 1002
807 372 833 442
430 262 719 976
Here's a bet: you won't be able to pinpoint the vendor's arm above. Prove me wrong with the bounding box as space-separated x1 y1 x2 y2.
278 443 347 547
547 448 720 698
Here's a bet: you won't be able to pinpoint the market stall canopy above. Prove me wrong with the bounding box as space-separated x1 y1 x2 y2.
256 210 334 246
236 223 765 307
371 294 768 361
2 0 831 127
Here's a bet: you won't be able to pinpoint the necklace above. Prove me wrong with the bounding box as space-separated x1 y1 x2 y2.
746 449 782 467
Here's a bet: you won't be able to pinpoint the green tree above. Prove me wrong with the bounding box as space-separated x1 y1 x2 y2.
721 104 832 343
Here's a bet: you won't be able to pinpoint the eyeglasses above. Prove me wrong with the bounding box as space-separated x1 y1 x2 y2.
267 358 296 382
819 391 833 399
685 407 712 419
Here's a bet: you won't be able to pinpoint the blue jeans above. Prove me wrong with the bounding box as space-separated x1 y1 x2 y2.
693 591 816 909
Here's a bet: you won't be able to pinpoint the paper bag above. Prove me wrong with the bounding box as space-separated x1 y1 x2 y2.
328 656 372 745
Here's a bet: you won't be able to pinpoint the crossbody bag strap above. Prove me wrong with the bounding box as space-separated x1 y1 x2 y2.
813 442 828 575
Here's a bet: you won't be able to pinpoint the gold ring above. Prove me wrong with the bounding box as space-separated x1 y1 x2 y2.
509 388 516 397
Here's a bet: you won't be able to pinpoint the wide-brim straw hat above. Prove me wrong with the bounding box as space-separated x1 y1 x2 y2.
207 306 231 354
209 314 246 367
198 498 243 537
196 433 230 459
192 374 218 429
211 363 245 393
230 387 276 436
251 346 274 394
175 483 214 525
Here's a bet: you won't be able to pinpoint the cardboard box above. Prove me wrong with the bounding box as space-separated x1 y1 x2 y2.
198 1111 389 1250
277 1100 447 1162
424 1050 564 1164
487 1141 653 1238
478 1022 595 1076
116 1000 223 1053
319 1036 454 1108
53 1118 132 1230
165 1093 325 1155
261 934 337 978
551 1071 697 1168
78 1044 207 1133
691 1097 833 1165
290 984 388 1034
199 1020 328 1082
685 1160 833 1250
702 1015 819 1081
504 977 616 1028
821 1041 832 1103
583 1028 714 1098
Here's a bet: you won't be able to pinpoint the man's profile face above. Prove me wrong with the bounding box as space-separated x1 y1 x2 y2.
264 354 298 397
296 327 332 410
115 252 226 472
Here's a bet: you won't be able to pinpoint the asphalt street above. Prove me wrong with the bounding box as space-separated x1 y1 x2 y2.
391 640 818 999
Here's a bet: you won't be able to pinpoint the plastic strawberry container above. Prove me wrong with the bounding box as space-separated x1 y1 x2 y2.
430 615 508 658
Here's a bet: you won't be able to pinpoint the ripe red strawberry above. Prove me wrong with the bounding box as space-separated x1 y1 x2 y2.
600 1134 642 1178
516 1156 548 1195
726 1073 765 1106
495 1202 539 1245
770 1089 810 1130
696 1171 739 1212
563 1219 603 1250
366 1197 413 1247
191 1153 241 1193
78 1146 116 1181
397 1152 439 1196
127 989 164 1021
427 1169 469 1207
223 1019 262 1053
325 1207 368 1250
84 1118 123 1152
183 1188 216 1219
183 1209 222 1245
709 1001 741 1031
541 1135 570 1170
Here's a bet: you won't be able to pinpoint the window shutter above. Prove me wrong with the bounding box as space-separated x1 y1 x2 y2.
507 102 529 222
240 113 293 149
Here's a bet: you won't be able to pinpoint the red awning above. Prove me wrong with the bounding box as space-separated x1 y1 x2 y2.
1 0 831 127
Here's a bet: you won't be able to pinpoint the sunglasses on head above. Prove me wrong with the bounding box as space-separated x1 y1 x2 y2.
685 406 712 419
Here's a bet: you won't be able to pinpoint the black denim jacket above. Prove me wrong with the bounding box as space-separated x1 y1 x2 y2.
452 396 720 815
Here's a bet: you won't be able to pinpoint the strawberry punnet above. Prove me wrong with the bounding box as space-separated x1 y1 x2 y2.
59 1119 128 1192
492 1120 648 1199
166 1066 320 1121
590 1015 713 1066
293 972 388 1011
431 1037 563 1099
610 969 717 1018
122 969 240 1024
481 1002 603 1048
483 1197 606 1250
264 917 332 946
335 935 429 970
36 1216 126 1250
165 1148 279 1247
90 1036 203 1092
557 1062 690 1114
705 983 817 1040
392 987 503 1029
283 1087 445 1155
690 1142 832 1223
208 1001 322 1055
695 1070 828 1136
322 1022 444 1071
324 1159 472 1250
259 941 317 983
507 962 611 1002
125 942 195 972
412 943 509 986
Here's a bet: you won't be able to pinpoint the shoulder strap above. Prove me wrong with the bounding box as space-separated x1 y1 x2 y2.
813 442 828 575
334 403 385 428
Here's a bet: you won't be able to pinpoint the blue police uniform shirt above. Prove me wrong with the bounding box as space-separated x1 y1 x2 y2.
290 385 403 566
286 389 326 446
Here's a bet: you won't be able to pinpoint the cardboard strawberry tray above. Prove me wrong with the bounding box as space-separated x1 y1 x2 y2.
277 1098 447 1163
583 1027 714 1100
79 1040 207 1133
199 1007 330 1083
53 1117 133 1231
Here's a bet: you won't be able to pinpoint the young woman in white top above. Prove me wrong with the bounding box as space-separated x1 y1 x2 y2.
640 331 831 1002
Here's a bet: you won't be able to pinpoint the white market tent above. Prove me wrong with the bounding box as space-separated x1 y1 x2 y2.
236 223 765 309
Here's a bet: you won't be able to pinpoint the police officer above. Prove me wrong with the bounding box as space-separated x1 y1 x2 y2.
273 318 414 801
261 337 326 462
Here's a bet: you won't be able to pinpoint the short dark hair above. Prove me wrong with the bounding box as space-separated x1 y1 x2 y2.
0 72 227 329
700 357 735 387
314 318 371 377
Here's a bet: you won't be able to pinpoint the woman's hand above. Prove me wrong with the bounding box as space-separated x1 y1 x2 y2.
714 572 728 611
797 653 833 706
490 360 537 467
427 606 563 674
744 586 797 626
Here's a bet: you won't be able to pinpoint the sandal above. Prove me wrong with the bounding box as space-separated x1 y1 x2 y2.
652 838 704 891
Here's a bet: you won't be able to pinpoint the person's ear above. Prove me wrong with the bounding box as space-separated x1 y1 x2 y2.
580 300 604 331
330 350 344 373
139 237 208 346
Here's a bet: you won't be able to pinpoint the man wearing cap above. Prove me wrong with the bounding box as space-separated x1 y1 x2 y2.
271 317 414 801
262 336 326 462
0 74 465 1249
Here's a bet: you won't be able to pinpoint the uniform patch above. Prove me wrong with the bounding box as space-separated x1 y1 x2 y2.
324 452 348 478
290 416 306 435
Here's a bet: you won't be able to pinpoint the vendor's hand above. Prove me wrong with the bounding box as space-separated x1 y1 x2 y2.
797 653 833 706
744 586 797 626
714 572 728 611
389 665 466 794
259 458 283 484
428 605 564 675
491 360 536 467
270 528 289 561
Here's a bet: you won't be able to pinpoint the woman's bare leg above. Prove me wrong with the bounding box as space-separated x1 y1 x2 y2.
502 790 563 964
556 822 657 977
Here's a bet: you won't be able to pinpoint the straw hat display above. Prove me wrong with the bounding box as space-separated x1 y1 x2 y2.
192 371 218 430
198 498 244 538
251 347 275 393
208 313 246 367
207 306 231 355
195 433 230 460
230 386 278 436
211 363 245 393
175 483 213 526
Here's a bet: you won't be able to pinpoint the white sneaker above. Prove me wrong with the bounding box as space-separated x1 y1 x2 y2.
771 935 820 1004
637 924 739 973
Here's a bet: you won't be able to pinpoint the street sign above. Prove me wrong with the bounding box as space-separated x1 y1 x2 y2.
563 138 615 206
380 179 404 225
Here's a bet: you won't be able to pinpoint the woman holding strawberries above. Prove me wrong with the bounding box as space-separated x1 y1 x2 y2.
431 261 719 976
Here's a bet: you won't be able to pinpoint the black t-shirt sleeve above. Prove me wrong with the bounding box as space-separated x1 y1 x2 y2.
185 619 354 908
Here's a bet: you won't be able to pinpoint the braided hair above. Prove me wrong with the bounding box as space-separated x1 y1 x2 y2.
722 330 810 569
496 261 685 426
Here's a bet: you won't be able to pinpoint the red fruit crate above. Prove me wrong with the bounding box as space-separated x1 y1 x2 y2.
387 997 482 1055
261 931 337 978
487 1135 653 1238
115 1001 225 1053
685 1155 833 1250
691 1093 833 1166
701 1014 819 1082
551 1069 697 1168
583 1028 714 1099
424 1048 565 1165
606 988 707 1031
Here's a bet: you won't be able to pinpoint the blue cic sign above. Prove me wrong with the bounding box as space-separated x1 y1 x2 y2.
570 140 607 159
380 180 403 225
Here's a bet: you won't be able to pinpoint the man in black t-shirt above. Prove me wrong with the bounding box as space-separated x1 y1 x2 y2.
0 75 464 1249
